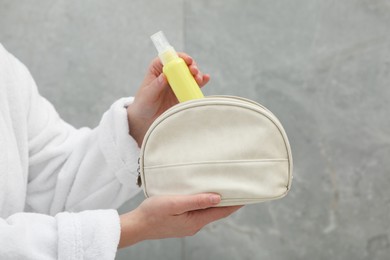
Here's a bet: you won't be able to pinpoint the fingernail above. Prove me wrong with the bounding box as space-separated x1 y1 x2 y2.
210 195 221 204
196 74 202 83
158 74 164 84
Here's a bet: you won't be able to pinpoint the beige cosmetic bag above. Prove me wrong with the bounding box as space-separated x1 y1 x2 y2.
137 96 293 206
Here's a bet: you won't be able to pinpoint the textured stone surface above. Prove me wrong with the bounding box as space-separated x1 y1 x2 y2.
1 0 390 259
185 1 390 260
0 0 184 127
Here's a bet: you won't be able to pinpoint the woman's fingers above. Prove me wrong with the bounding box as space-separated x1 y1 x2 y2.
178 52 193 65
174 52 210 87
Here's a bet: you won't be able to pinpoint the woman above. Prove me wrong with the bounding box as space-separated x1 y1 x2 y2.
0 44 240 259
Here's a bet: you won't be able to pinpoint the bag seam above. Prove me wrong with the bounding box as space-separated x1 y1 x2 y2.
144 159 288 169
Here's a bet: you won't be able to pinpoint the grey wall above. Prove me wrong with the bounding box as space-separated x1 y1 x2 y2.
1 0 389 259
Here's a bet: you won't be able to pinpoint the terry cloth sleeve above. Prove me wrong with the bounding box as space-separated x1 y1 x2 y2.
16 59 142 214
1 49 141 259
0 210 120 260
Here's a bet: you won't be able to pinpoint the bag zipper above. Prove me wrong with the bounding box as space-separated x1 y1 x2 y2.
137 157 142 187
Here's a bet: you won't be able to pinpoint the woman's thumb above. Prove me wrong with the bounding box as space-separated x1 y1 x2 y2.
174 194 221 215
147 74 168 98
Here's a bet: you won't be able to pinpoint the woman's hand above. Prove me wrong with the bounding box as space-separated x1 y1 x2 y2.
127 53 210 146
118 194 241 248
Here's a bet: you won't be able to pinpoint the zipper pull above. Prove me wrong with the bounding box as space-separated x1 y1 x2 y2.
136 157 142 187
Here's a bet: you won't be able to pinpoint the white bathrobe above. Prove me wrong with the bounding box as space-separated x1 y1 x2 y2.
0 44 141 259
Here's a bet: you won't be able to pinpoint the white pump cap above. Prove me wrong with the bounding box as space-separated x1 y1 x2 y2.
151 31 179 65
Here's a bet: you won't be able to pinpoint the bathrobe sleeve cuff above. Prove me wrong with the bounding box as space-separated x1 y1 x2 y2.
98 97 140 187
56 209 120 260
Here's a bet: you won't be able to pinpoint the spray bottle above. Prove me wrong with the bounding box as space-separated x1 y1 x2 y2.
151 31 204 102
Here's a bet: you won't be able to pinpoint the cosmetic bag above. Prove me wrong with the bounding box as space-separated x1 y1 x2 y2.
137 96 293 206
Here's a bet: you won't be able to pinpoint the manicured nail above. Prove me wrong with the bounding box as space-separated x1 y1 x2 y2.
210 195 221 204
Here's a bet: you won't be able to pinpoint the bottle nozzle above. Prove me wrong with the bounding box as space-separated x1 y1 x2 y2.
151 31 178 65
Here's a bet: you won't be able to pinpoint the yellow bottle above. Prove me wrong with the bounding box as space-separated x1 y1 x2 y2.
151 31 204 102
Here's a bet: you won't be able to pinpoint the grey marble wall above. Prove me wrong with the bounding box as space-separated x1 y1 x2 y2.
1 0 389 259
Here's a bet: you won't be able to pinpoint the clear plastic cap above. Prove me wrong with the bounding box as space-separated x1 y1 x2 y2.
151 31 178 65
